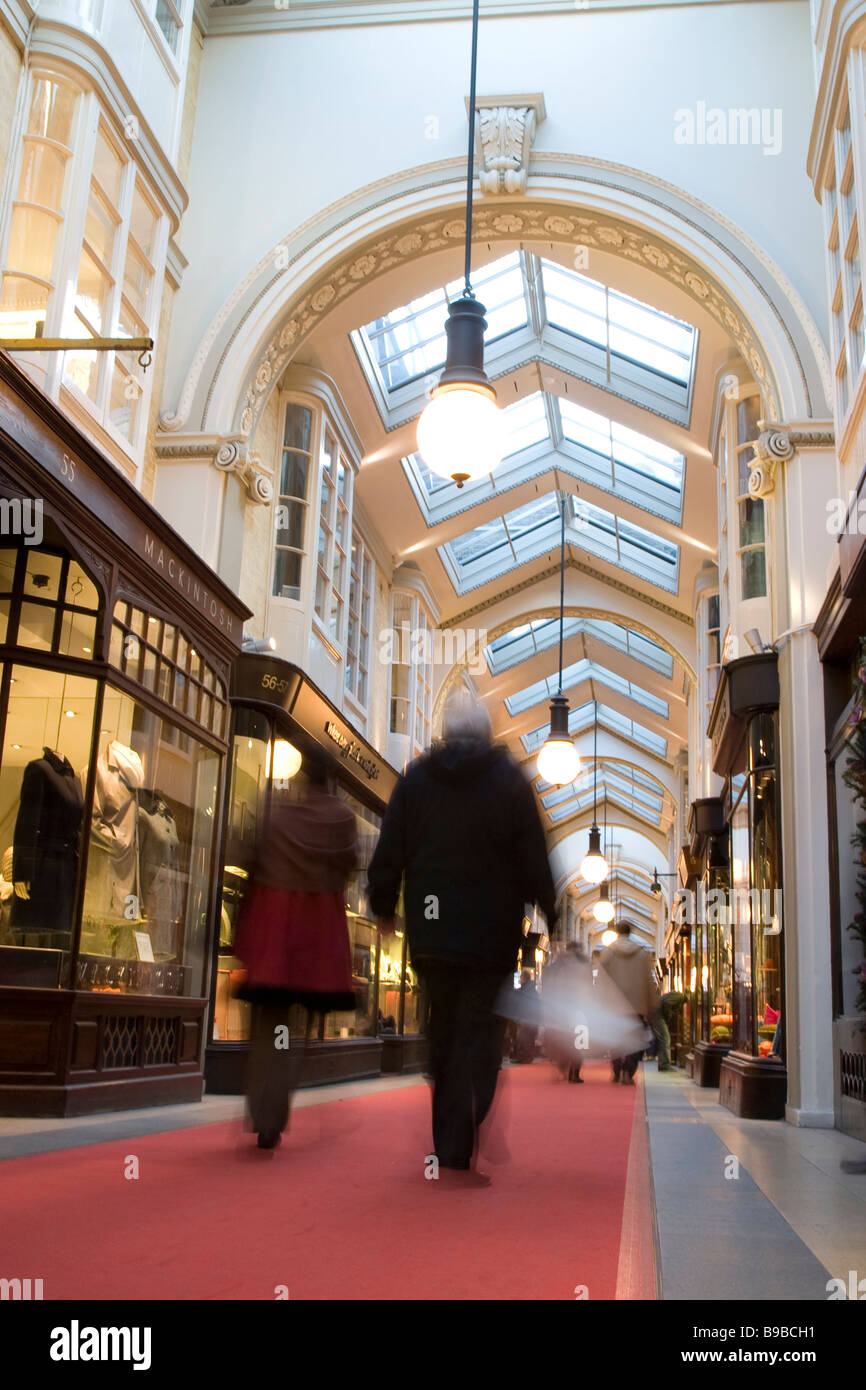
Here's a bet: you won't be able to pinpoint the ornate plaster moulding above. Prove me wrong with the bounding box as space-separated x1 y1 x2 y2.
162 153 828 443
748 420 836 498
231 201 788 444
154 432 274 504
469 94 547 196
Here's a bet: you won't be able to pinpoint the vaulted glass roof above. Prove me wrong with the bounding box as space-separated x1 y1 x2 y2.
404 388 685 526
536 761 667 827
539 763 667 816
506 657 669 719
441 490 679 595
355 251 697 428
359 253 527 392
521 700 667 758
485 616 674 678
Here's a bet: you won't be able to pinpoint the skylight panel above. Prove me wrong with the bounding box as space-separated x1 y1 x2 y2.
360 251 527 394
487 618 673 679
540 259 695 387
503 392 550 456
505 658 669 719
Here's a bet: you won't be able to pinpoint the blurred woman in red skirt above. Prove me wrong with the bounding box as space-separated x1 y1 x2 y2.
234 745 358 1149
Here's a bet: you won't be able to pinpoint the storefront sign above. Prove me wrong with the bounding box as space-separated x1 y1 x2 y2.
142 534 235 635
324 720 380 780
0 356 247 644
231 654 398 801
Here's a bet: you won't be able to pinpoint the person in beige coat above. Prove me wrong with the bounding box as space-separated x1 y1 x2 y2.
599 920 660 1085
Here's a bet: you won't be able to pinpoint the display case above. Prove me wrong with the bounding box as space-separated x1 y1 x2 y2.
0 351 247 1115
205 656 426 1092
709 656 786 1118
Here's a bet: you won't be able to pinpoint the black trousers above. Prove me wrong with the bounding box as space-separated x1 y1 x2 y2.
246 1002 308 1136
612 1050 643 1080
419 960 509 1169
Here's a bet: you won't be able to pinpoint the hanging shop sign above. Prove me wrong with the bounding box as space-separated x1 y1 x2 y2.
708 652 779 777
230 653 398 801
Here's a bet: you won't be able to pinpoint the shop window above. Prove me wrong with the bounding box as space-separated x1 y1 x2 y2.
313 424 351 645
0 545 100 659
273 401 313 601
345 530 373 709
77 687 220 997
730 787 751 1052
0 75 80 339
63 123 159 447
110 602 227 739
735 395 766 601
0 71 165 460
0 665 99 980
705 591 721 727
388 589 433 755
153 0 183 55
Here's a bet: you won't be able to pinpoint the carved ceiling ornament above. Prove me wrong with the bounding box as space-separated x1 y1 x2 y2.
473 94 546 196
228 201 781 442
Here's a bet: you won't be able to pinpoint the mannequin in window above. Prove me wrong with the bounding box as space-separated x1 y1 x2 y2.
11 747 84 938
137 789 182 957
84 740 145 921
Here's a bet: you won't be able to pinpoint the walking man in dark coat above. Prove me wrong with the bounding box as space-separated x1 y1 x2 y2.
368 691 557 1187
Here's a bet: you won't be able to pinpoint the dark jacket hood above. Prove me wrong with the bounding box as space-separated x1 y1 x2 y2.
422 740 508 786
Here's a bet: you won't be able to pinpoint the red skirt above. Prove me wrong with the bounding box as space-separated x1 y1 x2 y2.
233 884 356 1012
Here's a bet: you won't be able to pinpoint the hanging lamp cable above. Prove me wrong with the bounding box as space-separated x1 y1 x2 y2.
558 490 566 693
463 0 481 296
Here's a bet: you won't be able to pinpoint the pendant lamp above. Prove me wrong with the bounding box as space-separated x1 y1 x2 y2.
593 794 615 922
537 492 581 787
580 704 609 884
416 0 505 487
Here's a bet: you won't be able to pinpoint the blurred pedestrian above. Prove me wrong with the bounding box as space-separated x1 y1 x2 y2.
367 690 557 1187
513 969 539 1064
599 920 659 1085
234 746 358 1149
542 944 592 1082
653 989 686 1071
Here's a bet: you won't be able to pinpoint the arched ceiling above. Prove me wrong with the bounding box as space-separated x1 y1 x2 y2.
267 222 747 931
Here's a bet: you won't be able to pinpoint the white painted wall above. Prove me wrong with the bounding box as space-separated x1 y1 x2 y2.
164 1 827 408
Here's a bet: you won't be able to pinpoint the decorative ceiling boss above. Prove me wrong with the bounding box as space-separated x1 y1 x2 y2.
471 94 547 196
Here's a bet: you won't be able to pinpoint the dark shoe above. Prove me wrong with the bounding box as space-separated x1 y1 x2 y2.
257 1129 282 1150
622 1075 635 1086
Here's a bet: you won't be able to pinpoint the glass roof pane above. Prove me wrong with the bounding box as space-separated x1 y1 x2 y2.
449 516 509 567
506 657 668 719
486 616 673 677
361 252 527 394
503 392 550 456
541 259 695 386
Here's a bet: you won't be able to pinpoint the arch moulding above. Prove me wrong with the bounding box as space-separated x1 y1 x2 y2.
158 157 831 448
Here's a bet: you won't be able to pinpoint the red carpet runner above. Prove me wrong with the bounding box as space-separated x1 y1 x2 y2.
0 1061 648 1301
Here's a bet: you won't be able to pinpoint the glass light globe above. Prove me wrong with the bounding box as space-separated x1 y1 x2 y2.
600 928 617 947
537 736 581 787
417 383 506 486
593 895 615 924
267 738 302 784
